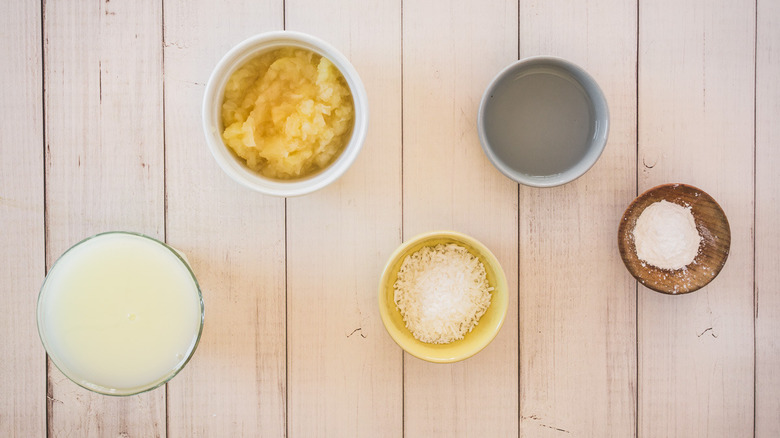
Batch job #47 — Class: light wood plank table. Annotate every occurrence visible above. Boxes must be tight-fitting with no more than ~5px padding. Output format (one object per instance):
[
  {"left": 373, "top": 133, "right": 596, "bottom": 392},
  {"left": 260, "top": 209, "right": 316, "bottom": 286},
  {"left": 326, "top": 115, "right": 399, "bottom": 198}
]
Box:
[{"left": 2, "top": 0, "right": 778, "bottom": 436}]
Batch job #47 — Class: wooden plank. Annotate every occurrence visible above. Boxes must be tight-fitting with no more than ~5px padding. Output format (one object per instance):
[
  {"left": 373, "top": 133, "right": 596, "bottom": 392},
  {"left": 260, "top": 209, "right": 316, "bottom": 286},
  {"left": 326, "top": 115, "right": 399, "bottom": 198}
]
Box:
[
  {"left": 162, "top": 1, "right": 286, "bottom": 437},
  {"left": 755, "top": 0, "right": 780, "bottom": 435},
  {"left": 637, "top": 1, "right": 755, "bottom": 436},
  {"left": 517, "top": 0, "right": 638, "bottom": 436},
  {"left": 0, "top": 0, "right": 45, "bottom": 436},
  {"left": 284, "top": 1, "right": 403, "bottom": 437},
  {"left": 44, "top": 0, "right": 165, "bottom": 435},
  {"left": 402, "top": 1, "right": 518, "bottom": 436}
]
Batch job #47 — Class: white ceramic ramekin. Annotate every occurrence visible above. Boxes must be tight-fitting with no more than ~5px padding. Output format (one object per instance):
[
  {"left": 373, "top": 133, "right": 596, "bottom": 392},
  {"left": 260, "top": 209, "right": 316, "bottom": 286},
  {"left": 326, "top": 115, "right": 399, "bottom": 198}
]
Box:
[{"left": 202, "top": 31, "right": 369, "bottom": 197}]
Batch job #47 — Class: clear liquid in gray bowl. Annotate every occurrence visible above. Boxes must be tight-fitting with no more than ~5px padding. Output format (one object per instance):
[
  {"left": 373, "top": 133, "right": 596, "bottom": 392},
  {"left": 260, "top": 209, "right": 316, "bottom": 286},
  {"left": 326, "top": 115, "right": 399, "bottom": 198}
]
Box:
[{"left": 482, "top": 65, "right": 595, "bottom": 177}]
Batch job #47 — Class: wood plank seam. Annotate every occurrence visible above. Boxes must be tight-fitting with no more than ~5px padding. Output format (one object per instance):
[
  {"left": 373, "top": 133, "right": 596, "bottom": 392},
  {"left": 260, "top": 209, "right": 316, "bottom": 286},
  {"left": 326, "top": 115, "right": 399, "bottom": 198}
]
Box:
[
  {"left": 40, "top": 0, "right": 50, "bottom": 429},
  {"left": 752, "top": 1, "right": 758, "bottom": 436}
]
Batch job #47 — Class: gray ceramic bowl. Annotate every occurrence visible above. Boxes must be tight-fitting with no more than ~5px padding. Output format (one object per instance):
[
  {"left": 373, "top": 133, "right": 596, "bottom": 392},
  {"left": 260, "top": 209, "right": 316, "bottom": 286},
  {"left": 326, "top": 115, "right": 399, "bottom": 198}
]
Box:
[{"left": 477, "top": 56, "right": 609, "bottom": 187}]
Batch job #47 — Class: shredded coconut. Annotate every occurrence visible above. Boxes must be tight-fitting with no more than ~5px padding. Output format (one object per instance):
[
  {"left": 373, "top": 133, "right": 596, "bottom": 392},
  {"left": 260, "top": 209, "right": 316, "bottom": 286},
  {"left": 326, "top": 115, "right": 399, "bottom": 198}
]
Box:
[
  {"left": 632, "top": 200, "right": 701, "bottom": 270},
  {"left": 393, "top": 243, "right": 492, "bottom": 344}
]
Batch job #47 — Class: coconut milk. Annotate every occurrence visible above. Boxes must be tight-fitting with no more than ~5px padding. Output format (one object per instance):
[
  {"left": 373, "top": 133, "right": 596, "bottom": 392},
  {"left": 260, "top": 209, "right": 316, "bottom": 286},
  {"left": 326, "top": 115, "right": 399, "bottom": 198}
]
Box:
[{"left": 38, "top": 233, "right": 202, "bottom": 395}]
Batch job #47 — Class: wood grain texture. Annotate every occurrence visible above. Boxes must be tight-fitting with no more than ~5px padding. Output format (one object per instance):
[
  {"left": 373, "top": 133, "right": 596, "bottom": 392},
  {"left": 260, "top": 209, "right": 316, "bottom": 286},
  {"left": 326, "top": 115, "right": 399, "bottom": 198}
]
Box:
[
  {"left": 638, "top": 0, "right": 755, "bottom": 436},
  {"left": 44, "top": 0, "right": 166, "bottom": 435},
  {"left": 0, "top": 0, "right": 45, "bottom": 436},
  {"left": 0, "top": 1, "right": 777, "bottom": 436},
  {"left": 402, "top": 1, "right": 519, "bottom": 436},
  {"left": 756, "top": 0, "right": 780, "bottom": 435},
  {"left": 284, "top": 1, "right": 403, "bottom": 436},
  {"left": 162, "top": 1, "right": 286, "bottom": 436},
  {"left": 517, "top": 0, "right": 638, "bottom": 436},
  {"left": 618, "top": 184, "right": 731, "bottom": 295}
]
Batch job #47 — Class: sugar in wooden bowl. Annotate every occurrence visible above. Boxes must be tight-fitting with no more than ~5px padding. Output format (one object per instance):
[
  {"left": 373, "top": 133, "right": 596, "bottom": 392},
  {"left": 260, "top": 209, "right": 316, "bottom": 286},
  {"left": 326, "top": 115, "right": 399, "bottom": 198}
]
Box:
[{"left": 618, "top": 183, "right": 731, "bottom": 294}]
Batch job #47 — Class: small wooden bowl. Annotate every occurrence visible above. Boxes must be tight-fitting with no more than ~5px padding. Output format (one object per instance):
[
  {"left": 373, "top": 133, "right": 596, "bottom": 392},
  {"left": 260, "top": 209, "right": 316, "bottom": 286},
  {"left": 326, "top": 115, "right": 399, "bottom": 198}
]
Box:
[{"left": 617, "top": 183, "right": 730, "bottom": 294}]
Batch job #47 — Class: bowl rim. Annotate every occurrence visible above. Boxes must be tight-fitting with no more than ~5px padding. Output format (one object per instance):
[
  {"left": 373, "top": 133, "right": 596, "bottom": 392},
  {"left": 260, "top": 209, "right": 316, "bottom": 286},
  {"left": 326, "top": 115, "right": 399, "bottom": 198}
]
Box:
[
  {"left": 477, "top": 55, "right": 609, "bottom": 188},
  {"left": 378, "top": 230, "right": 509, "bottom": 363},
  {"left": 202, "top": 30, "right": 369, "bottom": 197}
]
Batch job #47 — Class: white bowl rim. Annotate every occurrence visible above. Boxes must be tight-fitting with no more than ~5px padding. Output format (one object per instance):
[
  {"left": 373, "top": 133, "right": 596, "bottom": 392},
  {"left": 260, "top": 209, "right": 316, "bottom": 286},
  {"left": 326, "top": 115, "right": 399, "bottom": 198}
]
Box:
[
  {"left": 477, "top": 55, "right": 609, "bottom": 188},
  {"left": 202, "top": 30, "right": 369, "bottom": 197}
]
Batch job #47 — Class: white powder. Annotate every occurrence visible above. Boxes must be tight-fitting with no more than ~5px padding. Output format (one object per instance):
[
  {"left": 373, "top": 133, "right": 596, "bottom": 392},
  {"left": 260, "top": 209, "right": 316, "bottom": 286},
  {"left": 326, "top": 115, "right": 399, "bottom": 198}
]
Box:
[{"left": 632, "top": 200, "right": 701, "bottom": 270}]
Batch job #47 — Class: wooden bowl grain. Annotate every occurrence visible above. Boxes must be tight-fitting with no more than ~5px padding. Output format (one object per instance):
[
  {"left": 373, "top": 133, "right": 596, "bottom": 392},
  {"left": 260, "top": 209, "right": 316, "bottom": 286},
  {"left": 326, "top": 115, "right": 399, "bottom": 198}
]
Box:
[{"left": 617, "top": 183, "right": 730, "bottom": 294}]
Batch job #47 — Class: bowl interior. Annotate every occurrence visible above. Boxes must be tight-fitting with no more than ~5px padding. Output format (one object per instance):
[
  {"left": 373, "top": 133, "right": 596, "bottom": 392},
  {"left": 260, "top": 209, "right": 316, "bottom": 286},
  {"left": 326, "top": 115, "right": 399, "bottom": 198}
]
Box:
[
  {"left": 203, "top": 31, "right": 368, "bottom": 196},
  {"left": 478, "top": 56, "right": 609, "bottom": 187},
  {"left": 379, "top": 232, "right": 508, "bottom": 363},
  {"left": 617, "top": 183, "right": 731, "bottom": 294}
]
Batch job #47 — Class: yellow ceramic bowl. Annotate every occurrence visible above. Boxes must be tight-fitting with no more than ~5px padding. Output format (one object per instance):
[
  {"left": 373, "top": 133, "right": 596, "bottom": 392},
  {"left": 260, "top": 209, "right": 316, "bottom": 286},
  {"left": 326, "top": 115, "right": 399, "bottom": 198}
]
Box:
[{"left": 378, "top": 231, "right": 508, "bottom": 363}]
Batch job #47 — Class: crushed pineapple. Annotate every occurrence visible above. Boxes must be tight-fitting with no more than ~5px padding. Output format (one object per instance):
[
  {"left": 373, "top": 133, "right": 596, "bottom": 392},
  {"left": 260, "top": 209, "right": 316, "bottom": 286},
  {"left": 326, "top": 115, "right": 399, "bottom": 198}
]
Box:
[{"left": 221, "top": 47, "right": 354, "bottom": 179}]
